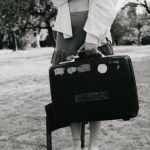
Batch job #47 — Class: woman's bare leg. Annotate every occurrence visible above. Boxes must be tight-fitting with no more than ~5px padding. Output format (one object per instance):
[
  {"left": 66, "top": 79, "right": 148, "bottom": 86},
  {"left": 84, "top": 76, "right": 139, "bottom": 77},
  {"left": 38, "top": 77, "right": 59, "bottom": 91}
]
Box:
[
  {"left": 88, "top": 121, "right": 101, "bottom": 150},
  {"left": 71, "top": 122, "right": 82, "bottom": 150}
]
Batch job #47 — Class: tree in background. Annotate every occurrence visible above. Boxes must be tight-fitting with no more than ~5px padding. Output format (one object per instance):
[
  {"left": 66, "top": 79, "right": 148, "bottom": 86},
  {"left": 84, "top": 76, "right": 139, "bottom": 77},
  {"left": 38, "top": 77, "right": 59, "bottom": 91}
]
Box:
[
  {"left": 29, "top": 0, "right": 57, "bottom": 48},
  {"left": 111, "top": 2, "right": 138, "bottom": 45},
  {"left": 124, "top": 2, "right": 143, "bottom": 45},
  {"left": 0, "top": 0, "right": 34, "bottom": 50},
  {"left": 111, "top": 1, "right": 150, "bottom": 45},
  {"left": 137, "top": 0, "right": 150, "bottom": 14},
  {"left": 111, "top": 10, "right": 131, "bottom": 45},
  {"left": 0, "top": 0, "right": 57, "bottom": 50}
]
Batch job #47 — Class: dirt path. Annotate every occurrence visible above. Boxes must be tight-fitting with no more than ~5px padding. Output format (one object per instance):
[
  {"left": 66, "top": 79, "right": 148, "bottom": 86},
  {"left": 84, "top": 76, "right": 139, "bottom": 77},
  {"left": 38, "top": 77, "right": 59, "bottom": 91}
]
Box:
[{"left": 0, "top": 46, "right": 150, "bottom": 150}]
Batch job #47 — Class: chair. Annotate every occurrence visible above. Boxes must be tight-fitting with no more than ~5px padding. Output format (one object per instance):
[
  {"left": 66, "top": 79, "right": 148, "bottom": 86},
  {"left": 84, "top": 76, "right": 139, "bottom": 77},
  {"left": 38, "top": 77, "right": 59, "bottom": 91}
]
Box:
[{"left": 45, "top": 103, "right": 86, "bottom": 150}]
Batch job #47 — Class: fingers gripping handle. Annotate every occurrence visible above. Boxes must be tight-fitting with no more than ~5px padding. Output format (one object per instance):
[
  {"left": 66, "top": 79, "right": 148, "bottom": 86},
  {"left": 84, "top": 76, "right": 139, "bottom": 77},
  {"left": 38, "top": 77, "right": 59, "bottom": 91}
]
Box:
[{"left": 61, "top": 46, "right": 104, "bottom": 64}]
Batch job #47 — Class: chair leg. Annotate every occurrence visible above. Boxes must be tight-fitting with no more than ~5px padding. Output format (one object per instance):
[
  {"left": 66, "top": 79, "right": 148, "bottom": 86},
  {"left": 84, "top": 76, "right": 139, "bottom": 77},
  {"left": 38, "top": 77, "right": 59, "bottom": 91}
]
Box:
[
  {"left": 81, "top": 123, "right": 85, "bottom": 149},
  {"left": 46, "top": 116, "right": 52, "bottom": 150},
  {"left": 46, "top": 113, "right": 85, "bottom": 150}
]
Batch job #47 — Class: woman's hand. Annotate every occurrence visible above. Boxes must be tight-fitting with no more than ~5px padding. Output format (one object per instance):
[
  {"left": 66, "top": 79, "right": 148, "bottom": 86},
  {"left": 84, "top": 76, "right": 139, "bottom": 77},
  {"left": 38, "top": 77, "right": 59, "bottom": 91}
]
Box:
[
  {"left": 85, "top": 42, "right": 98, "bottom": 55},
  {"left": 78, "top": 42, "right": 98, "bottom": 56}
]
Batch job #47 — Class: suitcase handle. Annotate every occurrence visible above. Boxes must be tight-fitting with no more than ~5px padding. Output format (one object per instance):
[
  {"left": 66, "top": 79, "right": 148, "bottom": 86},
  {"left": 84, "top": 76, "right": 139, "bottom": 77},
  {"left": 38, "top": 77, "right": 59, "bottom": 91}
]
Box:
[
  {"left": 74, "top": 48, "right": 105, "bottom": 61},
  {"left": 77, "top": 43, "right": 105, "bottom": 57},
  {"left": 65, "top": 48, "right": 105, "bottom": 62}
]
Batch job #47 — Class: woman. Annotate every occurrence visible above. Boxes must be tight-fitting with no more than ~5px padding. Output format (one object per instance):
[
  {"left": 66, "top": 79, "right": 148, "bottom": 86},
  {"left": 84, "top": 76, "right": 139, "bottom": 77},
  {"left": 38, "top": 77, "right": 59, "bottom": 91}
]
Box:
[{"left": 51, "top": 0, "right": 118, "bottom": 150}]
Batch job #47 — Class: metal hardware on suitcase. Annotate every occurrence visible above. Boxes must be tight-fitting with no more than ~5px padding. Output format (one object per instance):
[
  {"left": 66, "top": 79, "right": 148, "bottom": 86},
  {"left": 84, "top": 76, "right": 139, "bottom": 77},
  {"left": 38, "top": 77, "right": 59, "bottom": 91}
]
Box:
[{"left": 49, "top": 55, "right": 139, "bottom": 123}]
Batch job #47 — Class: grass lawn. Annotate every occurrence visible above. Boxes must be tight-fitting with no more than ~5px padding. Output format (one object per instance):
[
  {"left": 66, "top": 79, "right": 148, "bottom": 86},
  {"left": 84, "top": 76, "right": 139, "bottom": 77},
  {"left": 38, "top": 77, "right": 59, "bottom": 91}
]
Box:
[{"left": 0, "top": 46, "right": 150, "bottom": 150}]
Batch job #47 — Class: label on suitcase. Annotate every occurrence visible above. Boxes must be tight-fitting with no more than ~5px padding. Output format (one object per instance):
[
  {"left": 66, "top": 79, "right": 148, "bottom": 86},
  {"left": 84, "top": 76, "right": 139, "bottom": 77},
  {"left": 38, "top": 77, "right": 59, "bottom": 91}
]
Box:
[{"left": 49, "top": 55, "right": 139, "bottom": 123}]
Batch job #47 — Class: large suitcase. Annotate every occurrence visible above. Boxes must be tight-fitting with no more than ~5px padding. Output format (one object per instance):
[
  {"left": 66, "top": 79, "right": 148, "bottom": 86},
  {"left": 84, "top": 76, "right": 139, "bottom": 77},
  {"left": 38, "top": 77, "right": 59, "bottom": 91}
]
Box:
[{"left": 49, "top": 55, "right": 139, "bottom": 123}]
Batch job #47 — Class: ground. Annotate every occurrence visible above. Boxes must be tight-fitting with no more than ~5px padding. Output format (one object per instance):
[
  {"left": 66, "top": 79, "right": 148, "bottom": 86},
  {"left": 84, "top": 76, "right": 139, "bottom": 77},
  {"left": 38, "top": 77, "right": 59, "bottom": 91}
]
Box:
[{"left": 0, "top": 46, "right": 150, "bottom": 150}]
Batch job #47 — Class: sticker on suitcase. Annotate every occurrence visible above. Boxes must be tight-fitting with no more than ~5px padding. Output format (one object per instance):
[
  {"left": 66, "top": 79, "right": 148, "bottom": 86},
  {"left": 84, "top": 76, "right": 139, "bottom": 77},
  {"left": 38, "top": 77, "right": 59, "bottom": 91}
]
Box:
[
  {"left": 67, "top": 67, "right": 77, "bottom": 74},
  {"left": 67, "top": 64, "right": 91, "bottom": 74},
  {"left": 77, "top": 64, "right": 91, "bottom": 73},
  {"left": 97, "top": 64, "right": 108, "bottom": 74},
  {"left": 75, "top": 91, "right": 109, "bottom": 103},
  {"left": 54, "top": 68, "right": 65, "bottom": 76}
]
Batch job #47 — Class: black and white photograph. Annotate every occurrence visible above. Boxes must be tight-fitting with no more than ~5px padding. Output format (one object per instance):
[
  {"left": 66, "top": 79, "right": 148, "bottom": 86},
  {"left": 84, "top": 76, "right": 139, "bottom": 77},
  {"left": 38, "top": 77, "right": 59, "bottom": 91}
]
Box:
[{"left": 0, "top": 0, "right": 150, "bottom": 150}]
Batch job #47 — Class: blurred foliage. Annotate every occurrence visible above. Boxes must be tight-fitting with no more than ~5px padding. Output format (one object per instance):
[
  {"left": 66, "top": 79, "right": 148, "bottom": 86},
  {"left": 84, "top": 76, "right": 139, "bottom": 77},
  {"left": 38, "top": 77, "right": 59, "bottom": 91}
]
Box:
[
  {"left": 0, "top": 0, "right": 150, "bottom": 50},
  {"left": 141, "top": 36, "right": 150, "bottom": 45},
  {"left": 111, "top": 1, "right": 150, "bottom": 45},
  {"left": 0, "top": 0, "right": 57, "bottom": 50},
  {"left": 138, "top": 0, "right": 150, "bottom": 14}
]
